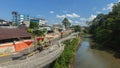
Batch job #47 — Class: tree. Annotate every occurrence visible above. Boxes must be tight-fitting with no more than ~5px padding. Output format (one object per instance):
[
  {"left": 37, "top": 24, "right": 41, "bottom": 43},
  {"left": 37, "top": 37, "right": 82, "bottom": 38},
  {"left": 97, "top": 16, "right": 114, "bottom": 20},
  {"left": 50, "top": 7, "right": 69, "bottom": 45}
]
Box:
[
  {"left": 72, "top": 25, "right": 81, "bottom": 32},
  {"left": 29, "top": 22, "right": 39, "bottom": 29},
  {"left": 62, "top": 18, "right": 71, "bottom": 29},
  {"left": 33, "top": 30, "right": 44, "bottom": 36},
  {"left": 88, "top": 2, "right": 120, "bottom": 51}
]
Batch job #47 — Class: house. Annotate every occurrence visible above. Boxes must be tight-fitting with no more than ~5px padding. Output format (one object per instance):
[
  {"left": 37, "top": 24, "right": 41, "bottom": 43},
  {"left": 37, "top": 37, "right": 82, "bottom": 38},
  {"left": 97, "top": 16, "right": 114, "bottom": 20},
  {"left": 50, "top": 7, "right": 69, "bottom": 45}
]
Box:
[
  {"left": 53, "top": 24, "right": 65, "bottom": 33},
  {"left": 0, "top": 27, "right": 33, "bottom": 55},
  {"left": 39, "top": 24, "right": 52, "bottom": 31},
  {"left": 0, "top": 19, "right": 10, "bottom": 26}
]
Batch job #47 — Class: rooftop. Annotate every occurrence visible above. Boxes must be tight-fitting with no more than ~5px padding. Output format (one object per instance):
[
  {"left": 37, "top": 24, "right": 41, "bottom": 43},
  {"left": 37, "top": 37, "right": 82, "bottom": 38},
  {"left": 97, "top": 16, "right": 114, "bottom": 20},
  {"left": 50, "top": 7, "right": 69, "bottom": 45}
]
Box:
[{"left": 0, "top": 27, "right": 31, "bottom": 41}]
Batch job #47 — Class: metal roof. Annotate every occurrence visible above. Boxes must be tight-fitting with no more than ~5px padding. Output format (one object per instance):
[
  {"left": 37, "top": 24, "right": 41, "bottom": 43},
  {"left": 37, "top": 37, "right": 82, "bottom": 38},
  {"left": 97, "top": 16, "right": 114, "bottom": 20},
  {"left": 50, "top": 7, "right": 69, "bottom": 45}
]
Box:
[{"left": 0, "top": 27, "right": 31, "bottom": 40}]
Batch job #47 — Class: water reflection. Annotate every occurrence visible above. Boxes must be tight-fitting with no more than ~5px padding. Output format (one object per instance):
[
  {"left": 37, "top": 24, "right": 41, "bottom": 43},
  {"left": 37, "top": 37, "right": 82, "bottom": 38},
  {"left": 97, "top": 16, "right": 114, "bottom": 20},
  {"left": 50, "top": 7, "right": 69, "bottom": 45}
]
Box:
[{"left": 73, "top": 38, "right": 120, "bottom": 68}]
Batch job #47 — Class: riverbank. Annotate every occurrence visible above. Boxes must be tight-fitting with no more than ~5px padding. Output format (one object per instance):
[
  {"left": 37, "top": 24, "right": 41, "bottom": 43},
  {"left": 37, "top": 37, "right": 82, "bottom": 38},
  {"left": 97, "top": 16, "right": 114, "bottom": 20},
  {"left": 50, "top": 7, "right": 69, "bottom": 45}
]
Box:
[
  {"left": 73, "top": 38, "right": 120, "bottom": 68},
  {"left": 69, "top": 36, "right": 82, "bottom": 68},
  {"left": 89, "top": 38, "right": 120, "bottom": 58},
  {"left": 52, "top": 35, "right": 82, "bottom": 68}
]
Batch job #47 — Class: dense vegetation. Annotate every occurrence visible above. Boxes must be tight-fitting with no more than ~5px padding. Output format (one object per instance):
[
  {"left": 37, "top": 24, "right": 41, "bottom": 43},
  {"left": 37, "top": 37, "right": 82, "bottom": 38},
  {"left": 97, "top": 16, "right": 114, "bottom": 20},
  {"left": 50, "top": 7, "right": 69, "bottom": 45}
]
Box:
[
  {"left": 28, "top": 22, "right": 47, "bottom": 36},
  {"left": 72, "top": 25, "right": 81, "bottom": 32},
  {"left": 53, "top": 38, "right": 79, "bottom": 68},
  {"left": 29, "top": 22, "right": 39, "bottom": 29},
  {"left": 89, "top": 2, "right": 120, "bottom": 51}
]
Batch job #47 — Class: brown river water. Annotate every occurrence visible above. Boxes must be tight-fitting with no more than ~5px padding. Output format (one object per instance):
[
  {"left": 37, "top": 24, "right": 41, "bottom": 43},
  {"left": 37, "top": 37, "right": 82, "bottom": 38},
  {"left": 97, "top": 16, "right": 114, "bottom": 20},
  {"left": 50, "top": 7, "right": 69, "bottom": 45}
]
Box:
[{"left": 73, "top": 38, "right": 120, "bottom": 68}]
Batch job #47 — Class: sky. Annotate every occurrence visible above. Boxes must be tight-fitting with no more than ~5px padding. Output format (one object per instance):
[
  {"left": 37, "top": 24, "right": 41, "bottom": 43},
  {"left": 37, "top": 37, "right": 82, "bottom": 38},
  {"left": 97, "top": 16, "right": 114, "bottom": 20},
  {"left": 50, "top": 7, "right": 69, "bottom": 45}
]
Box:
[{"left": 0, "top": 0, "right": 119, "bottom": 26}]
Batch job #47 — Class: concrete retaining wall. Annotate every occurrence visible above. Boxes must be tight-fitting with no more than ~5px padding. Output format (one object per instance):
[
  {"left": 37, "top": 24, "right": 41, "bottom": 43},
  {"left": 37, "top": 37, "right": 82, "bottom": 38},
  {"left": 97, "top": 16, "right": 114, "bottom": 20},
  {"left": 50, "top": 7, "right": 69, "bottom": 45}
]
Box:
[{"left": 0, "top": 46, "right": 64, "bottom": 68}]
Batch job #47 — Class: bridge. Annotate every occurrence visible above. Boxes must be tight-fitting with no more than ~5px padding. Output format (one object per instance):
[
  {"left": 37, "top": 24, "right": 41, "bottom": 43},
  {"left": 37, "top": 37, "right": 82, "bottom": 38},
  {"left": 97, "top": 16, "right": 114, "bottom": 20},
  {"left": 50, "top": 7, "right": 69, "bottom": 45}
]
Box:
[{"left": 0, "top": 32, "right": 79, "bottom": 68}]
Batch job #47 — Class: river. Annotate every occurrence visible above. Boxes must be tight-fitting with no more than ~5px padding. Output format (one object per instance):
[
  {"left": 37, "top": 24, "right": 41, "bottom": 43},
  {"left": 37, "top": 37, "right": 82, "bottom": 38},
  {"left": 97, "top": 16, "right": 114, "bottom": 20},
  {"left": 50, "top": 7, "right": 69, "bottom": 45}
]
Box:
[{"left": 73, "top": 38, "right": 120, "bottom": 68}]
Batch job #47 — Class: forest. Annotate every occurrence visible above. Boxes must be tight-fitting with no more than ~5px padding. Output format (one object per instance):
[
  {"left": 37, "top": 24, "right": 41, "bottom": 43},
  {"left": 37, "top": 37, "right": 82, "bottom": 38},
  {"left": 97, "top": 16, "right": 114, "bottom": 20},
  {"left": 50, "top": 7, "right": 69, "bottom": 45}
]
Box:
[{"left": 89, "top": 2, "right": 120, "bottom": 51}]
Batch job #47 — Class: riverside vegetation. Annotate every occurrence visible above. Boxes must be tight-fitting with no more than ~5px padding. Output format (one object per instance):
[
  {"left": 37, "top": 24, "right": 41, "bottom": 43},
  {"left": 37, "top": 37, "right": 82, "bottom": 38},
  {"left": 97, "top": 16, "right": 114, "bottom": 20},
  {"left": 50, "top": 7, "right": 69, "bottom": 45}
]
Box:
[
  {"left": 88, "top": 2, "right": 120, "bottom": 55},
  {"left": 53, "top": 37, "right": 81, "bottom": 68}
]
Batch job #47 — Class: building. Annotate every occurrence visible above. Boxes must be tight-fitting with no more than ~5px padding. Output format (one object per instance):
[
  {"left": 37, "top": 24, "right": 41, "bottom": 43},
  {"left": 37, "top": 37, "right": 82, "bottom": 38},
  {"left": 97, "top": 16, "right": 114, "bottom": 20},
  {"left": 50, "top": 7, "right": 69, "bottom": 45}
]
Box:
[
  {"left": 22, "top": 20, "right": 30, "bottom": 27},
  {"left": 53, "top": 24, "right": 65, "bottom": 33},
  {"left": 18, "top": 14, "right": 30, "bottom": 23},
  {"left": 12, "top": 11, "right": 30, "bottom": 27},
  {"left": 39, "top": 24, "right": 52, "bottom": 31},
  {"left": 30, "top": 18, "right": 46, "bottom": 26},
  {"left": 0, "top": 27, "right": 33, "bottom": 54},
  {"left": 12, "top": 11, "right": 18, "bottom": 24},
  {"left": 0, "top": 19, "right": 10, "bottom": 26}
]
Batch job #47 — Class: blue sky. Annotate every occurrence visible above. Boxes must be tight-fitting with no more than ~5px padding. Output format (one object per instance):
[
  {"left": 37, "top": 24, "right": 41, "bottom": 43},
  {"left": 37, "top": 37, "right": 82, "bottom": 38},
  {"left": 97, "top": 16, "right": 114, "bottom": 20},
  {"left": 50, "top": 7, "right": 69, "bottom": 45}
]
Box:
[{"left": 0, "top": 0, "right": 119, "bottom": 26}]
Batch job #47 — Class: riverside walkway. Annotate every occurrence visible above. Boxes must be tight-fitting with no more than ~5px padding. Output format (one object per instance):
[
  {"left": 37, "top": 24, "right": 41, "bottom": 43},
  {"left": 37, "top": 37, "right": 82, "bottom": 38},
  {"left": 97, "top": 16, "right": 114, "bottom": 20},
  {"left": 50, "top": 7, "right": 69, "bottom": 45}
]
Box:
[{"left": 0, "top": 33, "right": 78, "bottom": 68}]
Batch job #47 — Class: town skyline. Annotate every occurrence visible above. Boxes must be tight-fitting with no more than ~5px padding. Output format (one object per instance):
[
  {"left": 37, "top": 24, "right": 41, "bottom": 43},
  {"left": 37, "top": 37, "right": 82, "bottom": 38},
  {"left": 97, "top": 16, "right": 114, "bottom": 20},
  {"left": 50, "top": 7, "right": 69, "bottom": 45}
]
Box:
[{"left": 0, "top": 0, "right": 119, "bottom": 26}]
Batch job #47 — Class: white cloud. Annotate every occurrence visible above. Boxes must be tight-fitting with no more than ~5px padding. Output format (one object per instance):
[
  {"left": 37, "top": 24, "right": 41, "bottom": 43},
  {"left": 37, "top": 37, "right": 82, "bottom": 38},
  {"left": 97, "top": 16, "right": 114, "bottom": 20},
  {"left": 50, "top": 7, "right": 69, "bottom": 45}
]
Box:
[
  {"left": 73, "top": 21, "right": 80, "bottom": 25},
  {"left": 72, "top": 13, "right": 80, "bottom": 18},
  {"left": 56, "top": 15, "right": 66, "bottom": 18},
  {"left": 89, "top": 14, "right": 96, "bottom": 21},
  {"left": 68, "top": 19, "right": 73, "bottom": 23},
  {"left": 96, "top": 11, "right": 101, "bottom": 14},
  {"left": 72, "top": 15, "right": 96, "bottom": 26},
  {"left": 80, "top": 18, "right": 87, "bottom": 21},
  {"left": 50, "top": 11, "right": 54, "bottom": 14},
  {"left": 56, "top": 13, "right": 80, "bottom": 18},
  {"left": 74, "top": 21, "right": 86, "bottom": 26},
  {"left": 75, "top": 21, "right": 80, "bottom": 24},
  {"left": 102, "top": 3, "right": 114, "bottom": 11},
  {"left": 66, "top": 14, "right": 73, "bottom": 18}
]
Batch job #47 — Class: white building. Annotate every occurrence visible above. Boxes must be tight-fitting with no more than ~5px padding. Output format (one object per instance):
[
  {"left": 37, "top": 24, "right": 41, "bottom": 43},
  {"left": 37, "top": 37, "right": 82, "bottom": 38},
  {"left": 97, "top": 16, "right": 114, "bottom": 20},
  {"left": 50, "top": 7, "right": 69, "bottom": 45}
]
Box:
[
  {"left": 39, "top": 19, "right": 46, "bottom": 25},
  {"left": 30, "top": 18, "right": 46, "bottom": 26}
]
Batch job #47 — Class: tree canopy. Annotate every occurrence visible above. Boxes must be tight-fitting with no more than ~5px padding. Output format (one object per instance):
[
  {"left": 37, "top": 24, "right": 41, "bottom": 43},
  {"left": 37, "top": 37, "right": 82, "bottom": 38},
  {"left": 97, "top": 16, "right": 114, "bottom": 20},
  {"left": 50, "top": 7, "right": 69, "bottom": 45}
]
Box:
[
  {"left": 29, "top": 22, "right": 39, "bottom": 29},
  {"left": 72, "top": 25, "right": 81, "bottom": 32},
  {"left": 62, "top": 18, "right": 71, "bottom": 28},
  {"left": 29, "top": 22, "right": 46, "bottom": 36},
  {"left": 33, "top": 30, "right": 45, "bottom": 36},
  {"left": 88, "top": 2, "right": 120, "bottom": 51}
]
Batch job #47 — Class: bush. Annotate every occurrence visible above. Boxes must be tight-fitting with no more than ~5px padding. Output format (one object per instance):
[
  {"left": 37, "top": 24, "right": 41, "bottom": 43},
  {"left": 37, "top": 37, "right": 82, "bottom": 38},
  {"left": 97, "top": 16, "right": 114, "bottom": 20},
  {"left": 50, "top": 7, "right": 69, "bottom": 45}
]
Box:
[
  {"left": 95, "top": 29, "right": 112, "bottom": 44},
  {"left": 53, "top": 38, "right": 79, "bottom": 68},
  {"left": 28, "top": 28, "right": 33, "bottom": 33}
]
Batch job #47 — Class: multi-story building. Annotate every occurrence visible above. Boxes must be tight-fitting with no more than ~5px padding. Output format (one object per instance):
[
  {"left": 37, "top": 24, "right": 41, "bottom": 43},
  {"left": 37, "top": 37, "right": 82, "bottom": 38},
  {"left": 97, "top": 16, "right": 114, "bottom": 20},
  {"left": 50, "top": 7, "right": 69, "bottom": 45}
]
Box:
[
  {"left": 18, "top": 14, "right": 30, "bottom": 23},
  {"left": 30, "top": 18, "right": 46, "bottom": 26},
  {"left": 12, "top": 11, "right": 30, "bottom": 27}
]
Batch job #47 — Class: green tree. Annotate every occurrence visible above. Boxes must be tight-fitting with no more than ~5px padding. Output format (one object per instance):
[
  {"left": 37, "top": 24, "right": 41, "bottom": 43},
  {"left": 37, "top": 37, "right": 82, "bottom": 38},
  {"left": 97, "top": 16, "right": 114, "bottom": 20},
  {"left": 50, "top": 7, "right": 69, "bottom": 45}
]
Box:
[
  {"left": 88, "top": 2, "right": 120, "bottom": 51},
  {"left": 72, "top": 25, "right": 81, "bottom": 32},
  {"left": 33, "top": 30, "right": 44, "bottom": 36},
  {"left": 29, "top": 22, "right": 39, "bottom": 29},
  {"left": 62, "top": 18, "right": 71, "bottom": 28}
]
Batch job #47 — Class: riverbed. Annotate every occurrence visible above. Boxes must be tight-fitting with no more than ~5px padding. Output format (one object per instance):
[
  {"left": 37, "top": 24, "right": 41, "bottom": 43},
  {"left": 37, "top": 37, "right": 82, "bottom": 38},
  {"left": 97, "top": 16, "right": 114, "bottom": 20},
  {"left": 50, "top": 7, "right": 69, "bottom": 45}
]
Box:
[{"left": 73, "top": 38, "right": 120, "bottom": 68}]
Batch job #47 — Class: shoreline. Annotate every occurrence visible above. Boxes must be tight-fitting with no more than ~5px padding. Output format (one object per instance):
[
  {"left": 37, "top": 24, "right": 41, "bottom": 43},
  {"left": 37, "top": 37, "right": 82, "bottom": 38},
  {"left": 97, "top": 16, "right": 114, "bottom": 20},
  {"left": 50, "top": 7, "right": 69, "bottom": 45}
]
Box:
[
  {"left": 69, "top": 36, "right": 82, "bottom": 68},
  {"left": 90, "top": 38, "right": 120, "bottom": 59},
  {"left": 52, "top": 34, "right": 82, "bottom": 68}
]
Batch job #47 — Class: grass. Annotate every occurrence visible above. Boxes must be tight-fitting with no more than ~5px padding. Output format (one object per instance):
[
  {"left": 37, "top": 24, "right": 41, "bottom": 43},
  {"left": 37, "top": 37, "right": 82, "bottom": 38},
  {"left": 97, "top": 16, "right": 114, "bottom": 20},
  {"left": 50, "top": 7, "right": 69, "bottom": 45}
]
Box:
[{"left": 53, "top": 37, "right": 81, "bottom": 68}]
